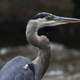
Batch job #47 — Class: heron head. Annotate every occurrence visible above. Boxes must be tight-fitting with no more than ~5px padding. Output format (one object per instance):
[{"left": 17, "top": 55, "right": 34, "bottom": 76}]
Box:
[{"left": 32, "top": 12, "right": 80, "bottom": 29}]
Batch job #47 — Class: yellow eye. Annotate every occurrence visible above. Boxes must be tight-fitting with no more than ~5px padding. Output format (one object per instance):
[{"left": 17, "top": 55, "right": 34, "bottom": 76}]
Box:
[{"left": 46, "top": 16, "right": 50, "bottom": 20}]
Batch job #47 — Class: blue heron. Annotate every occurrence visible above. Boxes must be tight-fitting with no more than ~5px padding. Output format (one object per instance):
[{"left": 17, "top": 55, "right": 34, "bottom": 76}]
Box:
[{"left": 0, "top": 12, "right": 80, "bottom": 80}]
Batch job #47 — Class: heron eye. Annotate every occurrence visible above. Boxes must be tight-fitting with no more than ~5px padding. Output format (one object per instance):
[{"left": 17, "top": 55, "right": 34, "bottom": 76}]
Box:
[{"left": 46, "top": 16, "right": 50, "bottom": 20}]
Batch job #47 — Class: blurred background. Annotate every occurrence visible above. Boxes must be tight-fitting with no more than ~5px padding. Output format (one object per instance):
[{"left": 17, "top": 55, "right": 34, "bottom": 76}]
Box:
[{"left": 0, "top": 0, "right": 80, "bottom": 80}]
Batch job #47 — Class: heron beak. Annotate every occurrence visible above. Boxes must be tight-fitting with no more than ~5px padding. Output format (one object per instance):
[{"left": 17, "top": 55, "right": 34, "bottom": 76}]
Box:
[{"left": 51, "top": 15, "right": 80, "bottom": 23}]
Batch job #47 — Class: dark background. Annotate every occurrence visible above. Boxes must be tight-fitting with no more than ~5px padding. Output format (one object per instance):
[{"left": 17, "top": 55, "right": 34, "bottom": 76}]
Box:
[{"left": 0, "top": 0, "right": 80, "bottom": 48}]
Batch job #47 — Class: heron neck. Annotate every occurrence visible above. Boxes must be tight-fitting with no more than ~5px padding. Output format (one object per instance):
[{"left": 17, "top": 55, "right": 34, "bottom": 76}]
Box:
[
  {"left": 26, "top": 20, "right": 50, "bottom": 80},
  {"left": 33, "top": 47, "right": 50, "bottom": 80},
  {"left": 26, "top": 20, "right": 49, "bottom": 49}
]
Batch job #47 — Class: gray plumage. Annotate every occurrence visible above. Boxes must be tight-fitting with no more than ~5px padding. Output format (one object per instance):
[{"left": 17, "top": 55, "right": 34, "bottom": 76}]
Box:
[{"left": 0, "top": 56, "right": 35, "bottom": 80}]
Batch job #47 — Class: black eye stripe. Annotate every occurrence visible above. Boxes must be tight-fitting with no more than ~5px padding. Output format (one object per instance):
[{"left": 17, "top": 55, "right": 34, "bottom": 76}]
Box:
[{"left": 32, "top": 13, "right": 52, "bottom": 19}]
